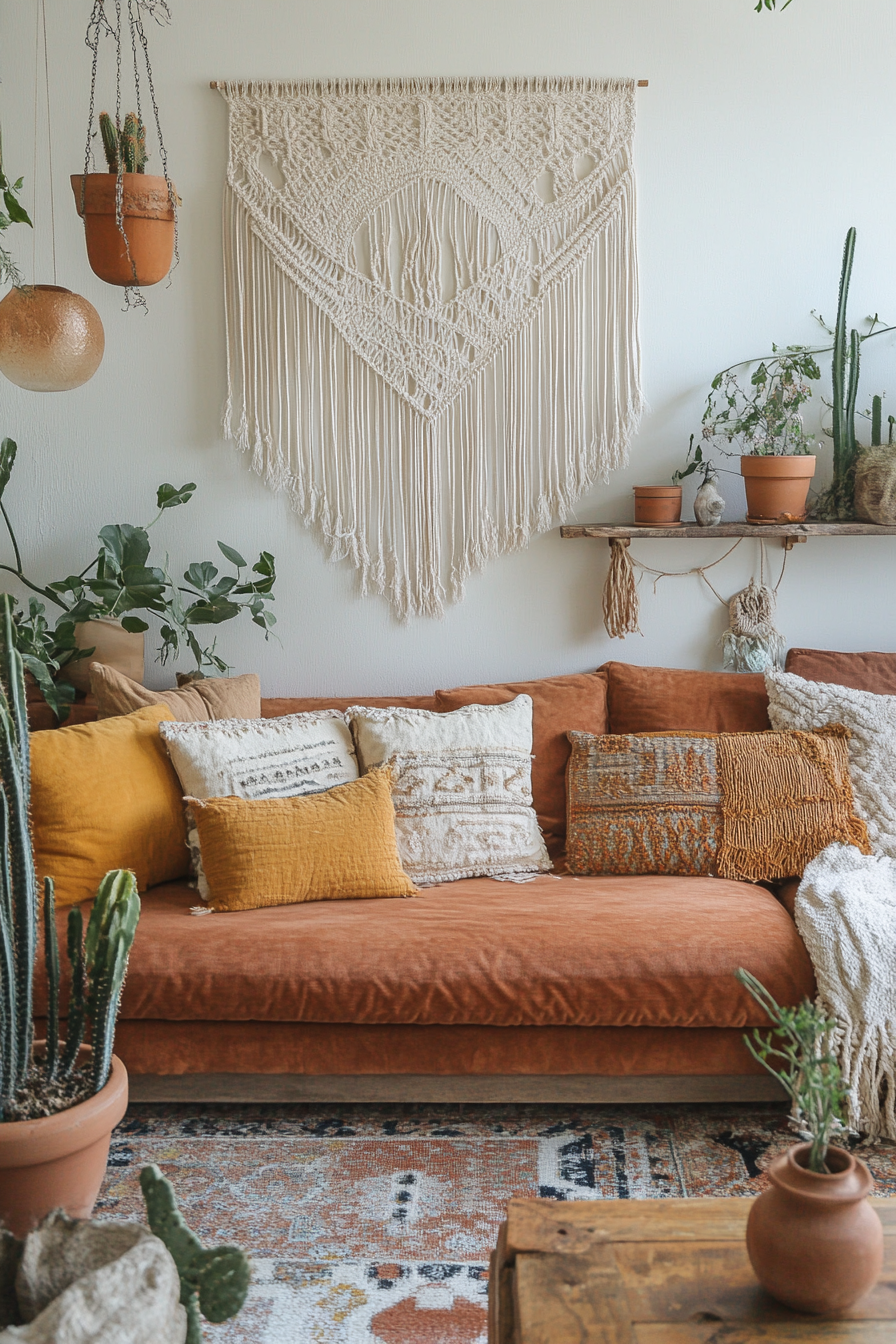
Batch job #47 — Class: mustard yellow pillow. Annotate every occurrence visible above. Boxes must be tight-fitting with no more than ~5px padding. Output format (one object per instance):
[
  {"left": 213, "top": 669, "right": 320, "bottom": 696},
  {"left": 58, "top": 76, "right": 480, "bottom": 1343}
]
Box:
[
  {"left": 189, "top": 769, "right": 417, "bottom": 911},
  {"left": 31, "top": 705, "right": 189, "bottom": 907}
]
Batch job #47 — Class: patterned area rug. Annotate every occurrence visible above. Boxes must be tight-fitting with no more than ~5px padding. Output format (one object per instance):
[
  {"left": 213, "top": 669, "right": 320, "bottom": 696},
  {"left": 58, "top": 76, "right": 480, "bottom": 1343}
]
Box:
[{"left": 98, "top": 1103, "right": 896, "bottom": 1342}]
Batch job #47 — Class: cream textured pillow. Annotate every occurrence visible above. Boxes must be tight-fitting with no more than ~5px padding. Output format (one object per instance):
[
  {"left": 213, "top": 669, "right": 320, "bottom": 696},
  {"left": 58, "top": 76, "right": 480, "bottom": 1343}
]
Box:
[
  {"left": 90, "top": 663, "right": 261, "bottom": 722},
  {"left": 347, "top": 695, "right": 551, "bottom": 886},
  {"left": 765, "top": 668, "right": 896, "bottom": 860},
  {"left": 160, "top": 711, "right": 359, "bottom": 897}
]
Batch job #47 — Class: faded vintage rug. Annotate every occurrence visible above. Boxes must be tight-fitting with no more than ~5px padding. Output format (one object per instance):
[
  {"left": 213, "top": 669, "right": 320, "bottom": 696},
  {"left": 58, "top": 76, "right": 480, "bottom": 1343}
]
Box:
[{"left": 97, "top": 1102, "right": 896, "bottom": 1343}]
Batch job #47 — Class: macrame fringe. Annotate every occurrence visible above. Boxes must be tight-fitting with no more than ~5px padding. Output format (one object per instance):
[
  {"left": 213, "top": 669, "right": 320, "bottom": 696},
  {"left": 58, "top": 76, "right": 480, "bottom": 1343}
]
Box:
[
  {"left": 222, "top": 152, "right": 642, "bottom": 620},
  {"left": 602, "top": 539, "right": 642, "bottom": 638}
]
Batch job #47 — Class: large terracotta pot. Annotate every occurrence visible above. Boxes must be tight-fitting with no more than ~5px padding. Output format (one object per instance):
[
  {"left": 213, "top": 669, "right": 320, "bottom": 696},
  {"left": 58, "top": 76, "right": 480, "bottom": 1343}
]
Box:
[
  {"left": 741, "top": 454, "right": 816, "bottom": 523},
  {"left": 0, "top": 285, "right": 104, "bottom": 391},
  {"left": 71, "top": 173, "right": 177, "bottom": 286},
  {"left": 746, "top": 1142, "right": 883, "bottom": 1313},
  {"left": 633, "top": 485, "right": 682, "bottom": 526},
  {"left": 0, "top": 1048, "right": 128, "bottom": 1238},
  {"left": 62, "top": 617, "right": 145, "bottom": 694}
]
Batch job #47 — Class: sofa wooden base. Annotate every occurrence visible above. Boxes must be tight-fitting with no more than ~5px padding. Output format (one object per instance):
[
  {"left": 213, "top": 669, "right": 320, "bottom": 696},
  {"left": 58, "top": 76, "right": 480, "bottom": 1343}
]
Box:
[{"left": 128, "top": 1072, "right": 786, "bottom": 1104}]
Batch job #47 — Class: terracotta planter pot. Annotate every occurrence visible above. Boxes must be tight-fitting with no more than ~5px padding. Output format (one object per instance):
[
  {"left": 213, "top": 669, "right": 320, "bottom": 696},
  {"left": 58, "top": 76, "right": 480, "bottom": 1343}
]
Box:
[
  {"left": 740, "top": 454, "right": 816, "bottom": 524},
  {"left": 62, "top": 617, "right": 145, "bottom": 694},
  {"left": 746, "top": 1142, "right": 883, "bottom": 1313},
  {"left": 71, "top": 173, "right": 177, "bottom": 287},
  {"left": 0, "top": 1048, "right": 128, "bottom": 1238},
  {"left": 0, "top": 285, "right": 104, "bottom": 392},
  {"left": 633, "top": 486, "right": 682, "bottom": 526}
]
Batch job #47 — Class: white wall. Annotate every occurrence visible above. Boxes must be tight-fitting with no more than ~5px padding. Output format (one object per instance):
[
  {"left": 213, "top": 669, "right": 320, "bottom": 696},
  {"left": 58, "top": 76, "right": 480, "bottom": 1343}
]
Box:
[{"left": 1, "top": 0, "right": 894, "bottom": 695}]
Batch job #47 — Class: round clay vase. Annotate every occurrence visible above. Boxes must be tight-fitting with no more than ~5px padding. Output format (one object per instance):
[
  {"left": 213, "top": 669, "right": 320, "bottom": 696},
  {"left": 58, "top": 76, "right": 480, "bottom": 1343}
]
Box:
[
  {"left": 0, "top": 1048, "right": 128, "bottom": 1239},
  {"left": 62, "top": 617, "right": 146, "bottom": 694},
  {"left": 0, "top": 285, "right": 104, "bottom": 391},
  {"left": 633, "top": 485, "right": 682, "bottom": 526},
  {"left": 741, "top": 454, "right": 816, "bottom": 524},
  {"left": 746, "top": 1142, "right": 883, "bottom": 1314},
  {"left": 71, "top": 173, "right": 177, "bottom": 286}
]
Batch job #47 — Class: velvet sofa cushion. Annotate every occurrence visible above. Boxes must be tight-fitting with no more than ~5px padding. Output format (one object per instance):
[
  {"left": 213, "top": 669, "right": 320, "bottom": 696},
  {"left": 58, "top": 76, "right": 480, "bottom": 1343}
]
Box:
[
  {"left": 603, "top": 662, "right": 770, "bottom": 734},
  {"left": 433, "top": 670, "right": 608, "bottom": 857},
  {"left": 60, "top": 874, "right": 814, "bottom": 1030},
  {"left": 785, "top": 648, "right": 896, "bottom": 694},
  {"left": 262, "top": 695, "right": 439, "bottom": 717}
]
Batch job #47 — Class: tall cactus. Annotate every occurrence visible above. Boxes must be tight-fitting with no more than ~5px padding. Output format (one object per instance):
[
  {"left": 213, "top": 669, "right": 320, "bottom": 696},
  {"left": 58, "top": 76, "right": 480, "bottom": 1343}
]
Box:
[
  {"left": 98, "top": 111, "right": 147, "bottom": 175},
  {"left": 0, "top": 592, "right": 140, "bottom": 1121},
  {"left": 140, "top": 1166, "right": 251, "bottom": 1344},
  {"left": 829, "top": 228, "right": 862, "bottom": 518}
]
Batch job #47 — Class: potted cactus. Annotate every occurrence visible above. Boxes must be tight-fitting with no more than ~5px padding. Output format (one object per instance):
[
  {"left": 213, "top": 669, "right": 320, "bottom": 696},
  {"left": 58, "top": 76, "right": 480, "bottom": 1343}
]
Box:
[
  {"left": 71, "top": 111, "right": 178, "bottom": 287},
  {"left": 0, "top": 594, "right": 139, "bottom": 1237}
]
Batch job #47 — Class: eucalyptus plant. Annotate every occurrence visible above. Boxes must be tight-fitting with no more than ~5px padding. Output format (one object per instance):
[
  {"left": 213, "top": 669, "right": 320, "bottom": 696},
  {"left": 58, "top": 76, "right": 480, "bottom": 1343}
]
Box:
[
  {"left": 0, "top": 437, "right": 277, "bottom": 715},
  {"left": 701, "top": 345, "right": 822, "bottom": 459},
  {"left": 736, "top": 968, "right": 851, "bottom": 1173}
]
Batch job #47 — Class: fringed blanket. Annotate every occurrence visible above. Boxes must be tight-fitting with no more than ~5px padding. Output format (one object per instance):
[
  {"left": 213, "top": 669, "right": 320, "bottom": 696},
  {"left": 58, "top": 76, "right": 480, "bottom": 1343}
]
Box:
[
  {"left": 216, "top": 77, "right": 643, "bottom": 619},
  {"left": 796, "top": 842, "right": 896, "bottom": 1139}
]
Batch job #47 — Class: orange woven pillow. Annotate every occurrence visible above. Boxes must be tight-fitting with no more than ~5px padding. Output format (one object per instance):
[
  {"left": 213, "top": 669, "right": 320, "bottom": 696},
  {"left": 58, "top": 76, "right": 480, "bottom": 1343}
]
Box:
[{"left": 189, "top": 768, "right": 417, "bottom": 911}]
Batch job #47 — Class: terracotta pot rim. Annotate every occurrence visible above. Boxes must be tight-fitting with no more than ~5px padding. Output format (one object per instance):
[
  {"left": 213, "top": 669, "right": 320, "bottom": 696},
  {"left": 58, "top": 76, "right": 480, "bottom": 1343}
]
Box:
[
  {"left": 740, "top": 454, "right": 816, "bottom": 475},
  {"left": 633, "top": 485, "right": 683, "bottom": 495},
  {"left": 71, "top": 172, "right": 178, "bottom": 222},
  {"left": 0, "top": 1048, "right": 128, "bottom": 1168},
  {"left": 769, "top": 1141, "right": 872, "bottom": 1203}
]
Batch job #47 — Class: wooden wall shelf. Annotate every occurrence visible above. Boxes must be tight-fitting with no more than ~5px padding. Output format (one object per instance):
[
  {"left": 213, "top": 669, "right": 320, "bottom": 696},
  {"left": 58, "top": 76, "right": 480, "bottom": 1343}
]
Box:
[{"left": 561, "top": 521, "right": 896, "bottom": 550}]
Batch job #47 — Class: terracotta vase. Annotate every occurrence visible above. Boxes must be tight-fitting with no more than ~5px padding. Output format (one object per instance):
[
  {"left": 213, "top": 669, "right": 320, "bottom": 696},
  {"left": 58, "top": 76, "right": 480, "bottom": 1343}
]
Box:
[
  {"left": 746, "top": 1142, "right": 883, "bottom": 1314},
  {"left": 62, "top": 617, "right": 145, "bottom": 694},
  {"left": 633, "top": 485, "right": 682, "bottom": 526},
  {"left": 0, "top": 1048, "right": 128, "bottom": 1238},
  {"left": 71, "top": 173, "right": 177, "bottom": 287},
  {"left": 0, "top": 285, "right": 104, "bottom": 391},
  {"left": 741, "top": 455, "right": 816, "bottom": 524}
]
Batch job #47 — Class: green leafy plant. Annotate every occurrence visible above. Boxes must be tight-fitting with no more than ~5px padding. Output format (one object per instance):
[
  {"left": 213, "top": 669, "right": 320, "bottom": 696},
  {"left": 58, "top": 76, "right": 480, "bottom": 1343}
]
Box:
[
  {"left": 736, "top": 968, "right": 850, "bottom": 1174},
  {"left": 0, "top": 438, "right": 277, "bottom": 710},
  {"left": 756, "top": 0, "right": 794, "bottom": 10},
  {"left": 99, "top": 110, "right": 148, "bottom": 174},
  {"left": 0, "top": 593, "right": 140, "bottom": 1123},
  {"left": 0, "top": 124, "right": 33, "bottom": 289},
  {"left": 702, "top": 346, "right": 822, "bottom": 459},
  {"left": 672, "top": 434, "right": 715, "bottom": 486},
  {"left": 140, "top": 1165, "right": 250, "bottom": 1344}
]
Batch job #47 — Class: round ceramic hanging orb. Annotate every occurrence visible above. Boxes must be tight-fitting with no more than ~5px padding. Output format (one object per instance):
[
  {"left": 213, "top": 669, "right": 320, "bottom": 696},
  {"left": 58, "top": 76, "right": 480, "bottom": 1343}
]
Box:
[{"left": 0, "top": 285, "right": 104, "bottom": 391}]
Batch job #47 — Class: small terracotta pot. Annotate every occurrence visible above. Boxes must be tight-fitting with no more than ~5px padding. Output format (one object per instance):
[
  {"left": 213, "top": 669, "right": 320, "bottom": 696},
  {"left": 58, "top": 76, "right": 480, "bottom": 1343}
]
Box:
[
  {"left": 741, "top": 454, "right": 816, "bottom": 524},
  {"left": 71, "top": 173, "right": 177, "bottom": 287},
  {"left": 0, "top": 1047, "right": 128, "bottom": 1238},
  {"left": 633, "top": 485, "right": 682, "bottom": 526},
  {"left": 746, "top": 1142, "right": 883, "bottom": 1314},
  {"left": 62, "top": 618, "right": 145, "bottom": 694}
]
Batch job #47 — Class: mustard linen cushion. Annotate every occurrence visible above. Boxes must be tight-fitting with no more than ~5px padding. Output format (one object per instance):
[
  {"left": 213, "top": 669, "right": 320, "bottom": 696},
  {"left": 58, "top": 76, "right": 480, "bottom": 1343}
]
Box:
[
  {"left": 31, "top": 705, "right": 189, "bottom": 908},
  {"left": 90, "top": 663, "right": 261, "bottom": 722},
  {"left": 189, "top": 769, "right": 417, "bottom": 912}
]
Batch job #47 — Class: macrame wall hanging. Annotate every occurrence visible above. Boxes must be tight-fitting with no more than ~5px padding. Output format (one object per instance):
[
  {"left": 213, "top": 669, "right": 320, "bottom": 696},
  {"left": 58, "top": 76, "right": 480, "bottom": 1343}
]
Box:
[
  {"left": 602, "top": 537, "right": 788, "bottom": 672},
  {"left": 214, "top": 77, "right": 643, "bottom": 619}
]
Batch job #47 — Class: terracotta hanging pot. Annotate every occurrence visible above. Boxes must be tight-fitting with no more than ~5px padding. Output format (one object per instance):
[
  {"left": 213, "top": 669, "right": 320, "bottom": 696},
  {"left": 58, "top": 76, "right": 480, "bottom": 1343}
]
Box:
[
  {"left": 71, "top": 173, "right": 177, "bottom": 286},
  {"left": 0, "top": 1046, "right": 128, "bottom": 1239},
  {"left": 61, "top": 616, "right": 146, "bottom": 694},
  {"left": 633, "top": 485, "right": 682, "bottom": 526},
  {"left": 741, "top": 454, "right": 816, "bottom": 524},
  {"left": 0, "top": 285, "right": 104, "bottom": 391},
  {"left": 747, "top": 1142, "right": 883, "bottom": 1313}
]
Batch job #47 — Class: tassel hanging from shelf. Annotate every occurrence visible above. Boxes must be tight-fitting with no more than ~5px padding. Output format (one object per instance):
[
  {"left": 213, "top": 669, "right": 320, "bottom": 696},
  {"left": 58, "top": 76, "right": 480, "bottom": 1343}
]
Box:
[{"left": 602, "top": 538, "right": 642, "bottom": 639}]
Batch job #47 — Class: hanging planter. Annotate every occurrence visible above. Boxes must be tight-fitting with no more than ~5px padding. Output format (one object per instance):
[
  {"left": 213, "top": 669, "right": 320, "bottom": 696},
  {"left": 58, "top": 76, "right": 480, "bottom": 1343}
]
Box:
[
  {"left": 0, "top": 284, "right": 104, "bottom": 391},
  {"left": 71, "top": 171, "right": 176, "bottom": 286}
]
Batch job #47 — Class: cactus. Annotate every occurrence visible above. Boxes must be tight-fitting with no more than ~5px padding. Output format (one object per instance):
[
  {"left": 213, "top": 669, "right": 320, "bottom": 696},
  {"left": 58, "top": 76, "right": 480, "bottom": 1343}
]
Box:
[
  {"left": 98, "top": 111, "right": 147, "bottom": 175},
  {"left": 872, "top": 395, "right": 883, "bottom": 448},
  {"left": 140, "top": 1166, "right": 251, "bottom": 1344},
  {"left": 0, "top": 592, "right": 140, "bottom": 1121},
  {"left": 827, "top": 228, "right": 866, "bottom": 518}
]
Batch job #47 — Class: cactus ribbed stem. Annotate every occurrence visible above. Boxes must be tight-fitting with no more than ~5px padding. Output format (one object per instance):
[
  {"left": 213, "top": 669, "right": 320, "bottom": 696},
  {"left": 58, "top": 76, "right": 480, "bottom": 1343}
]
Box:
[
  {"left": 59, "top": 907, "right": 85, "bottom": 1078},
  {"left": 872, "top": 396, "right": 883, "bottom": 448},
  {"left": 99, "top": 111, "right": 120, "bottom": 173},
  {"left": 43, "top": 878, "right": 60, "bottom": 1082}
]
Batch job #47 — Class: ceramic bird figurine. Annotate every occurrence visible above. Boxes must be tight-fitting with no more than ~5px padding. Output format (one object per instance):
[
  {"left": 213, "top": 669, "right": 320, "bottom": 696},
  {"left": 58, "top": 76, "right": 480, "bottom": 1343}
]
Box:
[{"left": 694, "top": 471, "right": 726, "bottom": 527}]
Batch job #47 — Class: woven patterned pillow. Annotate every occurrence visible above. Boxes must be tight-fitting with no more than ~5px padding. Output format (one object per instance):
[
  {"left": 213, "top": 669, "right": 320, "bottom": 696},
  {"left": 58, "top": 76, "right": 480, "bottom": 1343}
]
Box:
[{"left": 566, "top": 728, "right": 869, "bottom": 881}]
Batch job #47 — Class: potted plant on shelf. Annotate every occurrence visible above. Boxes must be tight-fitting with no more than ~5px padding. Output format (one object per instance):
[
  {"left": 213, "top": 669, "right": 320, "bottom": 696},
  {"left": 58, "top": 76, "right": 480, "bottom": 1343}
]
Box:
[
  {"left": 735, "top": 968, "right": 883, "bottom": 1313},
  {"left": 0, "top": 595, "right": 140, "bottom": 1237},
  {"left": 71, "top": 111, "right": 178, "bottom": 288},
  {"left": 632, "top": 484, "right": 682, "bottom": 527},
  {"left": 0, "top": 438, "right": 277, "bottom": 714},
  {"left": 672, "top": 436, "right": 725, "bottom": 526}
]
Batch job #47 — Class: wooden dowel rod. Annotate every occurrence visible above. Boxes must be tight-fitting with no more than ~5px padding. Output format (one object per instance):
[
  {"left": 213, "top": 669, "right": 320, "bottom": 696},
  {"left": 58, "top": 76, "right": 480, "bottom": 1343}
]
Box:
[
  {"left": 637, "top": 79, "right": 649, "bottom": 86},
  {"left": 210, "top": 78, "right": 650, "bottom": 90}
]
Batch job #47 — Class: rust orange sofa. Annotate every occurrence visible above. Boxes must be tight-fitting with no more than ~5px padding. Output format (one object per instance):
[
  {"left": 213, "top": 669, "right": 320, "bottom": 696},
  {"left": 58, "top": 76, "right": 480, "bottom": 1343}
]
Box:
[{"left": 37, "top": 656, "right": 863, "bottom": 1104}]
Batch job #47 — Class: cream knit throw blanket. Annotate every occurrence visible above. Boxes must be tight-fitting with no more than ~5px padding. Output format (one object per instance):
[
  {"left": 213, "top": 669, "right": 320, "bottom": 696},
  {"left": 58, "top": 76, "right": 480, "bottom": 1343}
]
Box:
[
  {"left": 795, "top": 842, "right": 896, "bottom": 1139},
  {"left": 216, "top": 77, "right": 643, "bottom": 619}
]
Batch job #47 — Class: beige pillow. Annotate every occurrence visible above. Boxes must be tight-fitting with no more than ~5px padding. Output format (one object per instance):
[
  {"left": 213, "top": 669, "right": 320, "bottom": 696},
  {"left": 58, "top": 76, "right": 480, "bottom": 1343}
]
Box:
[{"left": 90, "top": 663, "right": 261, "bottom": 722}]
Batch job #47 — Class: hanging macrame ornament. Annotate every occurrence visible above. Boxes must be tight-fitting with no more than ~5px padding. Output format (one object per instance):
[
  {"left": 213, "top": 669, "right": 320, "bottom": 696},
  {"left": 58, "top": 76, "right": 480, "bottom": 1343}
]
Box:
[
  {"left": 602, "top": 538, "right": 642, "bottom": 639},
  {"left": 721, "top": 577, "right": 785, "bottom": 673}
]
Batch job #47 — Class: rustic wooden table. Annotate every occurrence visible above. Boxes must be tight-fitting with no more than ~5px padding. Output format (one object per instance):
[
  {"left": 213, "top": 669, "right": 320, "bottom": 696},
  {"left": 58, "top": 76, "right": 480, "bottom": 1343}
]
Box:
[{"left": 489, "top": 1196, "right": 896, "bottom": 1342}]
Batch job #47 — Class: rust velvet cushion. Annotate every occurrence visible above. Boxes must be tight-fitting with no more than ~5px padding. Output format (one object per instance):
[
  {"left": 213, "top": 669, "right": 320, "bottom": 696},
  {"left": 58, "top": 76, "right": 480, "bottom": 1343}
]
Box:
[
  {"left": 30, "top": 705, "right": 188, "bottom": 908},
  {"left": 434, "top": 670, "right": 608, "bottom": 856},
  {"left": 190, "top": 769, "right": 416, "bottom": 911},
  {"left": 90, "top": 664, "right": 262, "bottom": 721},
  {"left": 603, "top": 662, "right": 770, "bottom": 735},
  {"left": 785, "top": 648, "right": 896, "bottom": 695}
]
